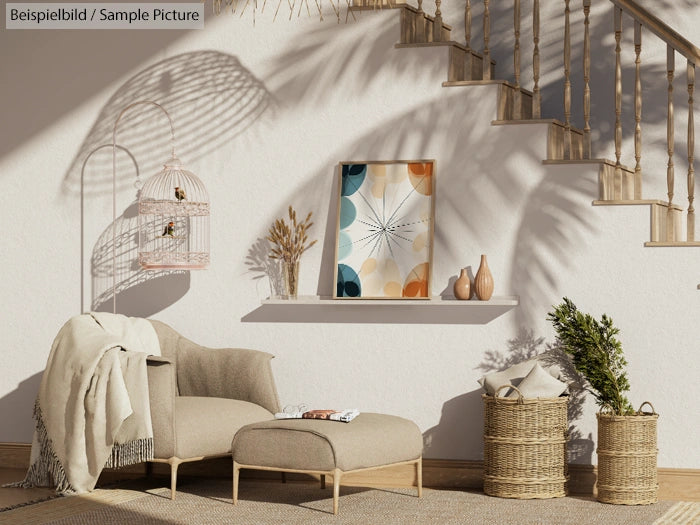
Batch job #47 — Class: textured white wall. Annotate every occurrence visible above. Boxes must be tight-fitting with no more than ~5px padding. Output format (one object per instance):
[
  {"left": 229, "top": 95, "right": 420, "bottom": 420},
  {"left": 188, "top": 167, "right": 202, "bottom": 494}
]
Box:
[{"left": 1, "top": 2, "right": 698, "bottom": 468}]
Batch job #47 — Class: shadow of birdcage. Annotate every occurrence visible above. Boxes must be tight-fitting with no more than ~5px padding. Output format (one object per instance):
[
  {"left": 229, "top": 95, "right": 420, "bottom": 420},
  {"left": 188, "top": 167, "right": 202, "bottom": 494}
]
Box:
[
  {"left": 64, "top": 50, "right": 272, "bottom": 197},
  {"left": 91, "top": 200, "right": 190, "bottom": 317}
]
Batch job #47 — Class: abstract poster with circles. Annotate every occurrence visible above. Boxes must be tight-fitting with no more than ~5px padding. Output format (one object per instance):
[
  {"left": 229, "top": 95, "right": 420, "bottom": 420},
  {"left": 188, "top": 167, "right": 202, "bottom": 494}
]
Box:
[{"left": 333, "top": 160, "right": 435, "bottom": 299}]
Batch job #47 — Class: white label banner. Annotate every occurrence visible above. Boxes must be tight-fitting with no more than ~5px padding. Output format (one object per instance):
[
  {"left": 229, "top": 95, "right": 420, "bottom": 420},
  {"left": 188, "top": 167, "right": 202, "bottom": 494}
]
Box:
[{"left": 6, "top": 3, "right": 204, "bottom": 29}]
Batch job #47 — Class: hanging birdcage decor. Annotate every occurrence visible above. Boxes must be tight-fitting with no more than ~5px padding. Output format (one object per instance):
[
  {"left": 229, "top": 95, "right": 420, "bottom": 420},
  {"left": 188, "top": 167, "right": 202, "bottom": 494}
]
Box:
[{"left": 138, "top": 155, "right": 210, "bottom": 269}]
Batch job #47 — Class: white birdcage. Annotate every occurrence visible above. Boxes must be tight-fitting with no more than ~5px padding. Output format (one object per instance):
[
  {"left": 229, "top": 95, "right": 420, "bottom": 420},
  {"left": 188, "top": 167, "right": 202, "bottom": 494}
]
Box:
[{"left": 138, "top": 155, "right": 210, "bottom": 269}]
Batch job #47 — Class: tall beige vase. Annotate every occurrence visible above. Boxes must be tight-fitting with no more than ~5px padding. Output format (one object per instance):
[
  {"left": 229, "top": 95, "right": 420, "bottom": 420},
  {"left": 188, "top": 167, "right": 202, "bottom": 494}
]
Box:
[
  {"left": 474, "top": 254, "right": 494, "bottom": 300},
  {"left": 453, "top": 268, "right": 472, "bottom": 300}
]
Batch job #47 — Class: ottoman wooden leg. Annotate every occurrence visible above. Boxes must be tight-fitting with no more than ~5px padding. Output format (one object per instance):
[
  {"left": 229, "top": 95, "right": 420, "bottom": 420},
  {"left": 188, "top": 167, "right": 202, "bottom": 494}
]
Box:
[
  {"left": 332, "top": 468, "right": 342, "bottom": 515},
  {"left": 232, "top": 461, "right": 240, "bottom": 505}
]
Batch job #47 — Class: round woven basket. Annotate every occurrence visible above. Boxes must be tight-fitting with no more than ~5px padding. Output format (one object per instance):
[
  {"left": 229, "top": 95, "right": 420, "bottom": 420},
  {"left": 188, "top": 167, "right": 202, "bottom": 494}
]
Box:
[
  {"left": 596, "top": 401, "right": 659, "bottom": 505},
  {"left": 483, "top": 385, "right": 568, "bottom": 499}
]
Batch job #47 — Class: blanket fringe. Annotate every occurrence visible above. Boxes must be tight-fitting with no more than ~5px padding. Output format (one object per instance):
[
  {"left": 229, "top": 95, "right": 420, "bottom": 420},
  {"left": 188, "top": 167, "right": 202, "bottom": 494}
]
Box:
[
  {"left": 105, "top": 438, "right": 154, "bottom": 469},
  {"left": 3, "top": 400, "right": 75, "bottom": 494}
]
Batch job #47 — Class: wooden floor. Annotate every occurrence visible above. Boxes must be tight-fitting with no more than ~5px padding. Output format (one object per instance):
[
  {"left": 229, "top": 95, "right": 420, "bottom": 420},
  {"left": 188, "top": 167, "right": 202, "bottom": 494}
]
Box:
[
  {"left": 0, "top": 468, "right": 55, "bottom": 509},
  {"left": 0, "top": 467, "right": 150, "bottom": 510}
]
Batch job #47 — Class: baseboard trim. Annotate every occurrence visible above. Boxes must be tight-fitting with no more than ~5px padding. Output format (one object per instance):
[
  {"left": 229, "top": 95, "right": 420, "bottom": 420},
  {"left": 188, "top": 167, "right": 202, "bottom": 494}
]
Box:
[{"left": 2, "top": 442, "right": 698, "bottom": 501}]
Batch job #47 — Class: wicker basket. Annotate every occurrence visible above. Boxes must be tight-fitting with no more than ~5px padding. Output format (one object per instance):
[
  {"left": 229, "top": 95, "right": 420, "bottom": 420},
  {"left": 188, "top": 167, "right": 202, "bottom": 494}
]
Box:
[
  {"left": 483, "top": 385, "right": 568, "bottom": 499},
  {"left": 596, "top": 401, "right": 658, "bottom": 505}
]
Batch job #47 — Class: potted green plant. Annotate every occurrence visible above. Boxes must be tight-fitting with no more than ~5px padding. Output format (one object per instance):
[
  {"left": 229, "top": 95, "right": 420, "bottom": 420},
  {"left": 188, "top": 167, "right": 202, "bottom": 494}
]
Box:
[{"left": 547, "top": 298, "right": 658, "bottom": 505}]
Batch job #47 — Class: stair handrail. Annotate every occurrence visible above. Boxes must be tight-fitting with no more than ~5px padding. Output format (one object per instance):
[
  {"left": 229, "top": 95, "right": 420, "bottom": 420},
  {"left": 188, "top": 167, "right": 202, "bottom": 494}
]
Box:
[{"left": 609, "top": 0, "right": 700, "bottom": 65}]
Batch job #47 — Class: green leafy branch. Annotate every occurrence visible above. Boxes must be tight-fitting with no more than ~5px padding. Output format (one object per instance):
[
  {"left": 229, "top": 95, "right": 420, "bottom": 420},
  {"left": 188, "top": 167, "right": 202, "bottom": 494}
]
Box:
[{"left": 547, "top": 297, "right": 634, "bottom": 416}]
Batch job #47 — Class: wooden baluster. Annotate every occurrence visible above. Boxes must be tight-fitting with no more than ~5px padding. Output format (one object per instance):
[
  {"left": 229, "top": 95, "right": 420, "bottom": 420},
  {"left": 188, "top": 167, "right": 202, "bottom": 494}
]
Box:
[
  {"left": 532, "top": 0, "right": 541, "bottom": 117},
  {"left": 614, "top": 7, "right": 623, "bottom": 196},
  {"left": 483, "top": 0, "right": 491, "bottom": 80},
  {"left": 465, "top": 0, "right": 471, "bottom": 50},
  {"left": 564, "top": 0, "right": 572, "bottom": 159},
  {"left": 514, "top": 0, "right": 522, "bottom": 119},
  {"left": 434, "top": 0, "right": 443, "bottom": 42},
  {"left": 667, "top": 45, "right": 675, "bottom": 205},
  {"left": 688, "top": 61, "right": 696, "bottom": 241},
  {"left": 634, "top": 22, "right": 642, "bottom": 199},
  {"left": 416, "top": 0, "right": 425, "bottom": 43},
  {"left": 667, "top": 45, "right": 675, "bottom": 240},
  {"left": 582, "top": 0, "right": 591, "bottom": 158}
]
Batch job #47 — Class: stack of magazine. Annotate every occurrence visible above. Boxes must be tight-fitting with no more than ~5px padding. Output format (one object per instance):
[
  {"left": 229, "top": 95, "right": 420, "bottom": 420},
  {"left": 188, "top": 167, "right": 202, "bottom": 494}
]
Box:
[{"left": 274, "top": 409, "right": 360, "bottom": 423}]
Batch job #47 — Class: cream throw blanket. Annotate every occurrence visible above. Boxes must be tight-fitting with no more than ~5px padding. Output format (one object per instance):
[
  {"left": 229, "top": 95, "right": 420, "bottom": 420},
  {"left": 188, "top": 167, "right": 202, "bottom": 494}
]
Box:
[{"left": 16, "top": 312, "right": 161, "bottom": 494}]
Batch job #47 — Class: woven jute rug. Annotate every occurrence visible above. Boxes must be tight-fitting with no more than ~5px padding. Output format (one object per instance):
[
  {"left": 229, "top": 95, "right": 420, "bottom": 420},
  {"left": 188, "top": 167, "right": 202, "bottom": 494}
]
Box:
[{"left": 0, "top": 477, "right": 691, "bottom": 525}]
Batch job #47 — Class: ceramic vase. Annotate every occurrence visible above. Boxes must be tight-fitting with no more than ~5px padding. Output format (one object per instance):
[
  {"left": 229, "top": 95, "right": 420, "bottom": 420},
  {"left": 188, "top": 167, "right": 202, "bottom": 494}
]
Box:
[
  {"left": 474, "top": 254, "right": 494, "bottom": 301},
  {"left": 453, "top": 268, "right": 472, "bottom": 300}
]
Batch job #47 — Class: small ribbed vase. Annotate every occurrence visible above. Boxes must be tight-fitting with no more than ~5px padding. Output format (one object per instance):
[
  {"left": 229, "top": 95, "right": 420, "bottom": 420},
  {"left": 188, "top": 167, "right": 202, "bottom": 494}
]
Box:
[
  {"left": 474, "top": 254, "right": 494, "bottom": 301},
  {"left": 453, "top": 268, "right": 472, "bottom": 300}
]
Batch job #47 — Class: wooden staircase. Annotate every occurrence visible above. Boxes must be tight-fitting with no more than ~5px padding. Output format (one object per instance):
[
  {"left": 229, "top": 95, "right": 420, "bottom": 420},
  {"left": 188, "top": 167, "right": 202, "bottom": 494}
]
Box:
[{"left": 353, "top": 0, "right": 700, "bottom": 249}]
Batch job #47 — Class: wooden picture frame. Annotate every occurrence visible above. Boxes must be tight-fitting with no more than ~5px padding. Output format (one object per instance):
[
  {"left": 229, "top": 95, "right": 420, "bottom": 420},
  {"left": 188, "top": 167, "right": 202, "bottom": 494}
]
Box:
[{"left": 333, "top": 160, "right": 435, "bottom": 299}]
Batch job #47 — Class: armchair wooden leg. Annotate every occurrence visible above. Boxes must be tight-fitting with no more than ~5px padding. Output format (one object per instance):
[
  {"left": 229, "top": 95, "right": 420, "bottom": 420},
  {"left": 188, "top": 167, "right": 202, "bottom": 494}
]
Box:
[
  {"left": 233, "top": 461, "right": 240, "bottom": 505},
  {"left": 320, "top": 474, "right": 326, "bottom": 489},
  {"left": 416, "top": 457, "right": 423, "bottom": 498},
  {"left": 332, "top": 468, "right": 341, "bottom": 515},
  {"left": 169, "top": 458, "right": 182, "bottom": 500}
]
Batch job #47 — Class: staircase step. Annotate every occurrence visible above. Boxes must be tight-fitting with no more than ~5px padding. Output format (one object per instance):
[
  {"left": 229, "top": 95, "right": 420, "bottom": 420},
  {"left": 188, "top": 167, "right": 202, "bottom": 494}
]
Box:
[
  {"left": 397, "top": 5, "right": 452, "bottom": 44},
  {"left": 644, "top": 241, "right": 700, "bottom": 247},
  {"left": 545, "top": 158, "right": 639, "bottom": 200},
  {"left": 352, "top": 0, "right": 407, "bottom": 6},
  {"left": 594, "top": 199, "right": 684, "bottom": 243},
  {"left": 445, "top": 80, "right": 532, "bottom": 117},
  {"left": 396, "top": 42, "right": 496, "bottom": 81},
  {"left": 592, "top": 199, "right": 683, "bottom": 211},
  {"left": 490, "top": 119, "right": 584, "bottom": 160}
]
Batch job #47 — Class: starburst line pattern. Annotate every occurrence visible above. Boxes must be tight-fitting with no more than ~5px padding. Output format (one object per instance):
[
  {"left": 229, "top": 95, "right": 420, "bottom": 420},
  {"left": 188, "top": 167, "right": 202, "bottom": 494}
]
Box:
[{"left": 341, "top": 186, "right": 431, "bottom": 260}]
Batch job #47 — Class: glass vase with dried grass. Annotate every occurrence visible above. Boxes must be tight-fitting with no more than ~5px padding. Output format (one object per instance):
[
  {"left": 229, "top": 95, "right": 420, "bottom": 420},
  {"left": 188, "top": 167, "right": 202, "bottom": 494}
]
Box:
[{"left": 267, "top": 206, "right": 317, "bottom": 299}]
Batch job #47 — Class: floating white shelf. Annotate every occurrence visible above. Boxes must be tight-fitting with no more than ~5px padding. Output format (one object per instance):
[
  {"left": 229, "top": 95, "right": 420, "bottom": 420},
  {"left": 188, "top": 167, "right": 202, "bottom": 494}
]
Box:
[
  {"left": 262, "top": 295, "right": 520, "bottom": 306},
  {"left": 243, "top": 295, "right": 519, "bottom": 325}
]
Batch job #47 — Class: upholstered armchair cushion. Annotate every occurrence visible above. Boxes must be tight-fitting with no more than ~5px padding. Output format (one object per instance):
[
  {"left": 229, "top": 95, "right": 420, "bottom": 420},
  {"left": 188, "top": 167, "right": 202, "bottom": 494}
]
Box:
[{"left": 173, "top": 397, "right": 273, "bottom": 458}]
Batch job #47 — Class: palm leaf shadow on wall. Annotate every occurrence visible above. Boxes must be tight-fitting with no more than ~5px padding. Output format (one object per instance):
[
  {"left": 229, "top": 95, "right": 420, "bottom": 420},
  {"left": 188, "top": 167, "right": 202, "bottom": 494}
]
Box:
[{"left": 79, "top": 51, "right": 271, "bottom": 315}]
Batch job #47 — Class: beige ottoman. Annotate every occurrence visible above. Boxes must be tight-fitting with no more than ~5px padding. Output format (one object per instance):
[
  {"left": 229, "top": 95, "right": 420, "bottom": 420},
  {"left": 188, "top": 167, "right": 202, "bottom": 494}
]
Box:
[{"left": 231, "top": 413, "right": 423, "bottom": 514}]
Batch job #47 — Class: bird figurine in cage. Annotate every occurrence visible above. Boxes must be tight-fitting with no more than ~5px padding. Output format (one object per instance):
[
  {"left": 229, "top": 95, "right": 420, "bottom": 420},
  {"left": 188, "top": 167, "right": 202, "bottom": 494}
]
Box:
[
  {"left": 175, "top": 186, "right": 187, "bottom": 202},
  {"left": 162, "top": 221, "right": 175, "bottom": 237}
]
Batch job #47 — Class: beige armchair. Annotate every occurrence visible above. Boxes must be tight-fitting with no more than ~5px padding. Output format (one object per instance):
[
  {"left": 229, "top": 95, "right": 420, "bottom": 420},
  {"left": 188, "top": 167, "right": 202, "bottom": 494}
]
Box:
[{"left": 146, "top": 320, "right": 280, "bottom": 498}]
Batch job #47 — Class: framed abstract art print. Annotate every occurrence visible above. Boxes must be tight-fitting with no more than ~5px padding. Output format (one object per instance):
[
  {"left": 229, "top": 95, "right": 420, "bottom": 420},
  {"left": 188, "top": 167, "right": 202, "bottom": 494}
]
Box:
[{"left": 333, "top": 160, "right": 435, "bottom": 299}]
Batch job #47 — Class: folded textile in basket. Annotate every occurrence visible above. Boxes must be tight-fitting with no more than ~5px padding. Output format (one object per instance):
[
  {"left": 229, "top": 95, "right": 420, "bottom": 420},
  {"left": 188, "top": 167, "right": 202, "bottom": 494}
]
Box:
[{"left": 275, "top": 409, "right": 360, "bottom": 422}]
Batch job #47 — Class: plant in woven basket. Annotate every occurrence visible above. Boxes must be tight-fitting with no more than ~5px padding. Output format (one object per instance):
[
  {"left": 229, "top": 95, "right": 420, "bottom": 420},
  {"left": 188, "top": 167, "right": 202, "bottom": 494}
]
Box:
[
  {"left": 266, "top": 206, "right": 317, "bottom": 297},
  {"left": 547, "top": 297, "right": 634, "bottom": 416}
]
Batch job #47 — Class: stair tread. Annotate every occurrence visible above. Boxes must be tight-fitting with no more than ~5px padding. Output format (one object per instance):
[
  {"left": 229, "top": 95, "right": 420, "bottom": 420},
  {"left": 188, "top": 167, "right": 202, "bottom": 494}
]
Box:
[
  {"left": 443, "top": 80, "right": 532, "bottom": 96},
  {"left": 396, "top": 41, "right": 466, "bottom": 50},
  {"left": 493, "top": 119, "right": 584, "bottom": 136},
  {"left": 363, "top": 4, "right": 453, "bottom": 30},
  {"left": 544, "top": 158, "right": 633, "bottom": 172},
  {"left": 396, "top": 42, "right": 495, "bottom": 63},
  {"left": 644, "top": 241, "right": 700, "bottom": 247},
  {"left": 593, "top": 199, "right": 684, "bottom": 211}
]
